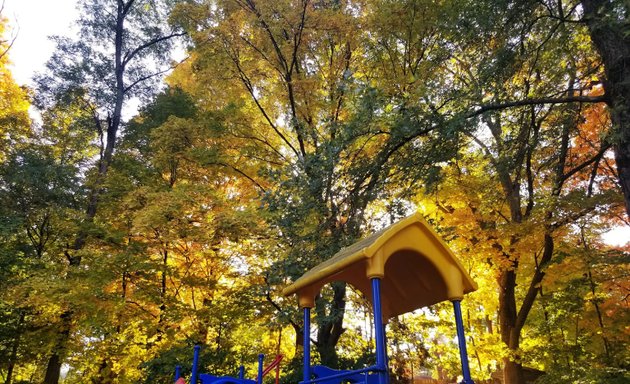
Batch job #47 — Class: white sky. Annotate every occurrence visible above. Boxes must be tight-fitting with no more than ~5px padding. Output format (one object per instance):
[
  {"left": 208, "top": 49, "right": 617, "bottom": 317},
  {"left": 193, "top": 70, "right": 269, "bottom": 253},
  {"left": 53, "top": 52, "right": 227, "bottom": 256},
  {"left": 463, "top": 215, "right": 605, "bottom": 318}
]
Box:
[
  {"left": 602, "top": 225, "right": 629, "bottom": 246},
  {"left": 2, "top": 0, "right": 78, "bottom": 86}
]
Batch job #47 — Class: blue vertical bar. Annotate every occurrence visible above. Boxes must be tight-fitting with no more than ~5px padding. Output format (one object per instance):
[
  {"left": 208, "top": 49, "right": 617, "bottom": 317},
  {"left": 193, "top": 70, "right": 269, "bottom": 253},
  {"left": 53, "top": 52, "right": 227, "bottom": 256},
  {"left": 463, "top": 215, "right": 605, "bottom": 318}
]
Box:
[
  {"left": 371, "top": 278, "right": 388, "bottom": 384},
  {"left": 303, "top": 307, "right": 311, "bottom": 384},
  {"left": 257, "top": 354, "right": 265, "bottom": 384},
  {"left": 175, "top": 365, "right": 181, "bottom": 382},
  {"left": 239, "top": 365, "right": 245, "bottom": 380},
  {"left": 191, "top": 345, "right": 201, "bottom": 384},
  {"left": 452, "top": 300, "right": 474, "bottom": 384}
]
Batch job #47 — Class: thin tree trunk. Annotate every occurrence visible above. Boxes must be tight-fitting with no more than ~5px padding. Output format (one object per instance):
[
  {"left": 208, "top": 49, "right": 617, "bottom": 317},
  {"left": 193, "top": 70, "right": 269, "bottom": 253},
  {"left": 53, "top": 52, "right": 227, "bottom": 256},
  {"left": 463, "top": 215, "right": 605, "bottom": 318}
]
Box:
[
  {"left": 587, "top": 268, "right": 611, "bottom": 359},
  {"left": 538, "top": 286, "right": 558, "bottom": 365},
  {"left": 43, "top": 2, "right": 129, "bottom": 380},
  {"left": 156, "top": 246, "right": 169, "bottom": 342},
  {"left": 580, "top": 228, "right": 611, "bottom": 359},
  {"left": 467, "top": 308, "right": 483, "bottom": 372},
  {"left": 4, "top": 313, "right": 25, "bottom": 384}
]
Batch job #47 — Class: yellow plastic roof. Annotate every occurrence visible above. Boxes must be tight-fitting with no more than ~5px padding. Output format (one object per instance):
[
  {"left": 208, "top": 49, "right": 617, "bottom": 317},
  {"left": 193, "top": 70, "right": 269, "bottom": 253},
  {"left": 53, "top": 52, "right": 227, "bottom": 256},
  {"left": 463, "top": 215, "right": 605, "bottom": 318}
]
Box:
[{"left": 282, "top": 213, "right": 477, "bottom": 319}]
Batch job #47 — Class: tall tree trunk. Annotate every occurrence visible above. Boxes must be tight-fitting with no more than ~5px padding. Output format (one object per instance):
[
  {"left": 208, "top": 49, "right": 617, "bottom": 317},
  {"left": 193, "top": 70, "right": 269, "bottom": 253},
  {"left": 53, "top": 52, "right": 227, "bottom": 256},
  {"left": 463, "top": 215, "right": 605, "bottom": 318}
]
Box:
[
  {"left": 581, "top": 228, "right": 611, "bottom": 360},
  {"left": 43, "top": 3, "right": 129, "bottom": 380},
  {"left": 39, "top": 0, "right": 188, "bottom": 379},
  {"left": 503, "top": 360, "right": 525, "bottom": 384},
  {"left": 43, "top": 354, "right": 62, "bottom": 384},
  {"left": 156, "top": 246, "right": 169, "bottom": 342},
  {"left": 43, "top": 311, "right": 72, "bottom": 384},
  {"left": 498, "top": 268, "right": 526, "bottom": 384},
  {"left": 582, "top": 0, "right": 630, "bottom": 218},
  {"left": 315, "top": 282, "right": 347, "bottom": 368}
]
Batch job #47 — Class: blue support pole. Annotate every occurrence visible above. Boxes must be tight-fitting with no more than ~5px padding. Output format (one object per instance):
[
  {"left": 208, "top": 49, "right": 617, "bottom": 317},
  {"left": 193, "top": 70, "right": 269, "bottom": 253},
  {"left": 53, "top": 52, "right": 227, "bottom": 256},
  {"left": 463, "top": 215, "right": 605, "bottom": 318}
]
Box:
[
  {"left": 239, "top": 365, "right": 245, "bottom": 380},
  {"left": 257, "top": 354, "right": 265, "bottom": 384},
  {"left": 191, "top": 345, "right": 201, "bottom": 384},
  {"left": 371, "top": 278, "right": 388, "bottom": 384},
  {"left": 303, "top": 307, "right": 311, "bottom": 384},
  {"left": 452, "top": 300, "right": 474, "bottom": 384},
  {"left": 175, "top": 365, "right": 181, "bottom": 382}
]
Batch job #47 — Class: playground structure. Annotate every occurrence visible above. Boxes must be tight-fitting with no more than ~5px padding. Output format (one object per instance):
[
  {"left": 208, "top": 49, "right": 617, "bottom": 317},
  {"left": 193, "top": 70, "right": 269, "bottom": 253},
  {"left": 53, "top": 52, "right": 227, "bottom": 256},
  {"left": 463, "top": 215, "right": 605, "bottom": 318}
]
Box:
[
  {"left": 176, "top": 348, "right": 283, "bottom": 384},
  {"left": 179, "top": 213, "right": 478, "bottom": 384}
]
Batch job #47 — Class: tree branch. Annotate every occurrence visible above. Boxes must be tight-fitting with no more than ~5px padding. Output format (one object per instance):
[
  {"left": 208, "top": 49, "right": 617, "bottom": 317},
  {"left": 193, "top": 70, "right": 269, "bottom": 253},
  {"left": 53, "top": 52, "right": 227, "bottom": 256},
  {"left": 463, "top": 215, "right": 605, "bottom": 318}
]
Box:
[
  {"left": 217, "top": 162, "right": 266, "bottom": 192},
  {"left": 562, "top": 143, "right": 611, "bottom": 182},
  {"left": 466, "top": 94, "right": 607, "bottom": 118},
  {"left": 227, "top": 41, "right": 300, "bottom": 157},
  {"left": 263, "top": 276, "right": 317, "bottom": 344},
  {"left": 120, "top": 0, "right": 136, "bottom": 16},
  {"left": 123, "top": 59, "right": 187, "bottom": 94},
  {"left": 0, "top": 2, "right": 18, "bottom": 62},
  {"left": 122, "top": 31, "right": 187, "bottom": 68},
  {"left": 514, "top": 233, "right": 553, "bottom": 334}
]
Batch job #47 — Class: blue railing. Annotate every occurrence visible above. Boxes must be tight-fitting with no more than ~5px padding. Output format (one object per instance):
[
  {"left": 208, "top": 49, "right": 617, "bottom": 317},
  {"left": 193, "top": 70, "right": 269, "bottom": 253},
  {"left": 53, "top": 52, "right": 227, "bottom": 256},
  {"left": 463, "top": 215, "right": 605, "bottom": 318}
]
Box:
[{"left": 300, "top": 364, "right": 385, "bottom": 384}]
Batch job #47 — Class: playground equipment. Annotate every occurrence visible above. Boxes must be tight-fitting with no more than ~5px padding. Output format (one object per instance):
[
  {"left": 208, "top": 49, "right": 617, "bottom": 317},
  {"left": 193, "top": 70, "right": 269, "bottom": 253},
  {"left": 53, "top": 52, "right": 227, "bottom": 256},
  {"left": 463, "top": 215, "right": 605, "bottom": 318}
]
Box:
[
  {"left": 179, "top": 213, "right": 477, "bottom": 384},
  {"left": 176, "top": 346, "right": 284, "bottom": 384},
  {"left": 282, "top": 213, "right": 477, "bottom": 384}
]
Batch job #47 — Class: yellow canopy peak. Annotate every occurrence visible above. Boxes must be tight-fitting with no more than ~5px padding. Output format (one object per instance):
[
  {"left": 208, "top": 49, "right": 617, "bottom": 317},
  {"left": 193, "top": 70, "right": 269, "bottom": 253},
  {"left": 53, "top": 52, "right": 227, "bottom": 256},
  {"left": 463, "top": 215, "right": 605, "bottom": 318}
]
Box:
[{"left": 282, "top": 212, "right": 477, "bottom": 319}]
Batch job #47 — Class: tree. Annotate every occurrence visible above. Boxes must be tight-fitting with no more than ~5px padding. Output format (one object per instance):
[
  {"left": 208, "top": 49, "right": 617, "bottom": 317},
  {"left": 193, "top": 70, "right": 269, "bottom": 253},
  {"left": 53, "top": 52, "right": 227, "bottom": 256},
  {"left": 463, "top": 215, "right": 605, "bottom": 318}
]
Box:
[
  {"left": 34, "top": 1, "right": 185, "bottom": 382},
  {"left": 171, "top": 0, "right": 472, "bottom": 366},
  {"left": 71, "top": 87, "right": 272, "bottom": 383},
  {"left": 422, "top": 2, "right": 628, "bottom": 382},
  {"left": 0, "top": 140, "right": 90, "bottom": 383},
  {"left": 1, "top": 1, "right": 627, "bottom": 383},
  {"left": 452, "top": 0, "right": 630, "bottom": 219}
]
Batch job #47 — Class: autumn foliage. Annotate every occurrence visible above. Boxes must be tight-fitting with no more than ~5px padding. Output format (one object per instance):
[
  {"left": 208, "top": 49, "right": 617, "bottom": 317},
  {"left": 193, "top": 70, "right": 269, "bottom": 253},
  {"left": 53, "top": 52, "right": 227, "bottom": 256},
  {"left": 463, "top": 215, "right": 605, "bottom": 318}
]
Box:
[{"left": 0, "top": 1, "right": 628, "bottom": 384}]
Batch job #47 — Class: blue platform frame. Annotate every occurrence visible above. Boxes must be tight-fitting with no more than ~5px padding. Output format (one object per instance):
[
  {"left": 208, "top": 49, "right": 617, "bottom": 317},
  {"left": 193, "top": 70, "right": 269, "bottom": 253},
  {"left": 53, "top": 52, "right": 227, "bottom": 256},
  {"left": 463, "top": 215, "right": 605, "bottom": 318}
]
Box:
[
  {"left": 299, "top": 278, "right": 475, "bottom": 384},
  {"left": 184, "top": 293, "right": 475, "bottom": 384},
  {"left": 187, "top": 345, "right": 262, "bottom": 384},
  {"left": 300, "top": 278, "right": 390, "bottom": 384}
]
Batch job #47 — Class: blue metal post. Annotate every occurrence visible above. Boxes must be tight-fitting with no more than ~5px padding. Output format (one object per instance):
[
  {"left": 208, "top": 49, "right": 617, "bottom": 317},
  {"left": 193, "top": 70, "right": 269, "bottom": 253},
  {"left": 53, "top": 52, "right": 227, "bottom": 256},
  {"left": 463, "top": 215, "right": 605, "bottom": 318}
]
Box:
[
  {"left": 175, "top": 365, "right": 181, "bottom": 382},
  {"left": 452, "top": 300, "right": 474, "bottom": 384},
  {"left": 371, "top": 278, "right": 388, "bottom": 384},
  {"left": 303, "top": 307, "right": 311, "bottom": 384},
  {"left": 258, "top": 354, "right": 265, "bottom": 384},
  {"left": 239, "top": 365, "right": 245, "bottom": 380},
  {"left": 191, "top": 345, "right": 201, "bottom": 384}
]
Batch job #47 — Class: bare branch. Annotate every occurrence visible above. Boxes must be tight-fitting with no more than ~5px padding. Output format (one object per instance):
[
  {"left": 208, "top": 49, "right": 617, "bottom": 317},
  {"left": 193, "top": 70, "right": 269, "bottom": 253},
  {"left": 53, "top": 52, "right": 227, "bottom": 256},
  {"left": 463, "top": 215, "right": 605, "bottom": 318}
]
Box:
[
  {"left": 217, "top": 162, "right": 266, "bottom": 192},
  {"left": 226, "top": 41, "right": 300, "bottom": 157},
  {"left": 466, "top": 94, "right": 607, "bottom": 118},
  {"left": 121, "top": 0, "right": 136, "bottom": 17},
  {"left": 125, "top": 300, "right": 159, "bottom": 318},
  {"left": 514, "top": 234, "right": 553, "bottom": 334},
  {"left": 227, "top": 131, "right": 287, "bottom": 163},
  {"left": 123, "top": 58, "right": 187, "bottom": 94},
  {"left": 0, "top": 5, "right": 18, "bottom": 62},
  {"left": 562, "top": 143, "right": 611, "bottom": 182},
  {"left": 0, "top": 32, "right": 17, "bottom": 61},
  {"left": 122, "top": 31, "right": 187, "bottom": 68}
]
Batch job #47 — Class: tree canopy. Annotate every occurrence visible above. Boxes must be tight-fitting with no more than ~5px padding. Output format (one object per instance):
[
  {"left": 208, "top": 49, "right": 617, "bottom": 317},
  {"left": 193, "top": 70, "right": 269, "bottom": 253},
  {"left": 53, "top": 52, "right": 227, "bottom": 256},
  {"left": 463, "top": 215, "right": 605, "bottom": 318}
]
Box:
[{"left": 0, "top": 1, "right": 628, "bottom": 384}]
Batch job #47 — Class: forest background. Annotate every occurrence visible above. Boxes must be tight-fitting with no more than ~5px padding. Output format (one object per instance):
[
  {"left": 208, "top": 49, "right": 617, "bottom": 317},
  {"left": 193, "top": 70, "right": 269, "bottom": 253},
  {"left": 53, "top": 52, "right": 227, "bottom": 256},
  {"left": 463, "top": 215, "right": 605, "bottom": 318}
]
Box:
[{"left": 0, "top": 1, "right": 629, "bottom": 384}]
